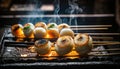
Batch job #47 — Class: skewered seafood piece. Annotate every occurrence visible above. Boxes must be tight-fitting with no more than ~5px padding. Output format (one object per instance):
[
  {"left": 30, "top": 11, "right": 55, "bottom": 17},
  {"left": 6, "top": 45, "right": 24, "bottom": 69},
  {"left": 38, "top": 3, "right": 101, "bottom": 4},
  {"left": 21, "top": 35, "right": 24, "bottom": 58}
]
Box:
[
  {"left": 23, "top": 23, "right": 35, "bottom": 38},
  {"left": 60, "top": 28, "right": 74, "bottom": 38},
  {"left": 35, "top": 22, "right": 47, "bottom": 30},
  {"left": 74, "top": 33, "right": 93, "bottom": 56},
  {"left": 11, "top": 24, "right": 24, "bottom": 37},
  {"left": 35, "top": 39, "right": 51, "bottom": 55},
  {"left": 34, "top": 27, "right": 47, "bottom": 38},
  {"left": 58, "top": 23, "right": 70, "bottom": 32},
  {"left": 47, "top": 23, "right": 59, "bottom": 38},
  {"left": 55, "top": 36, "right": 74, "bottom": 56}
]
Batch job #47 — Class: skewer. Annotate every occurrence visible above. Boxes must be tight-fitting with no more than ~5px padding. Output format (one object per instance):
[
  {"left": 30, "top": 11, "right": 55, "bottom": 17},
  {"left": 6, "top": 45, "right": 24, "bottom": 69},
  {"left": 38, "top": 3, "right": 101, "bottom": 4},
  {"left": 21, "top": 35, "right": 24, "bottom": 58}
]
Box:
[
  {"left": 75, "top": 33, "right": 120, "bottom": 35},
  {"left": 70, "top": 25, "right": 112, "bottom": 28},
  {"left": 88, "top": 53, "right": 120, "bottom": 56},
  {"left": 71, "top": 28, "right": 108, "bottom": 30},
  {"left": 0, "top": 14, "right": 114, "bottom": 18},
  {"left": 93, "top": 41, "right": 120, "bottom": 44},
  {"left": 91, "top": 48, "right": 120, "bottom": 52},
  {"left": 92, "top": 36, "right": 113, "bottom": 40},
  {"left": 93, "top": 43, "right": 120, "bottom": 46}
]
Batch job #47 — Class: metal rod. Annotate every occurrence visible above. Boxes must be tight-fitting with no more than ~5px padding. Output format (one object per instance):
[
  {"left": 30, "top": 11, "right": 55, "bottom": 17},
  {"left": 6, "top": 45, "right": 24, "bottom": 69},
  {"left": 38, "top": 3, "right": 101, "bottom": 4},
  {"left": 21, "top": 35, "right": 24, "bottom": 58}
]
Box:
[
  {"left": 71, "top": 28, "right": 108, "bottom": 30},
  {"left": 88, "top": 53, "right": 120, "bottom": 56},
  {"left": 70, "top": 25, "right": 112, "bottom": 28},
  {"left": 91, "top": 48, "right": 120, "bottom": 52},
  {"left": 92, "top": 36, "right": 113, "bottom": 40},
  {"left": 93, "top": 41, "right": 120, "bottom": 44},
  {"left": 0, "top": 14, "right": 114, "bottom": 18},
  {"left": 75, "top": 33, "right": 120, "bottom": 35},
  {"left": 93, "top": 43, "right": 120, "bottom": 46}
]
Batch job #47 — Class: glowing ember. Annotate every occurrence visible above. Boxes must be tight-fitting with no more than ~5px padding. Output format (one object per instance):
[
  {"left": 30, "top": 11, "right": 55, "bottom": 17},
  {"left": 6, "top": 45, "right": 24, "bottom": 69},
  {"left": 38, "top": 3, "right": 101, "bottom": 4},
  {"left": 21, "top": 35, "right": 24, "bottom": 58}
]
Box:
[
  {"left": 21, "top": 54, "right": 28, "bottom": 57},
  {"left": 28, "top": 46, "right": 36, "bottom": 53}
]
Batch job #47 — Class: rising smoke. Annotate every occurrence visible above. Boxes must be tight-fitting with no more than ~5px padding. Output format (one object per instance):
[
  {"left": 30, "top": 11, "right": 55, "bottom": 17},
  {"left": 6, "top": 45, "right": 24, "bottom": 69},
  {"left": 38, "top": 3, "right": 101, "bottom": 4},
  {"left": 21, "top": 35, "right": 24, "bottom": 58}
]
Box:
[
  {"left": 48, "top": 0, "right": 62, "bottom": 24},
  {"left": 19, "top": 0, "right": 83, "bottom": 28},
  {"left": 66, "top": 0, "right": 83, "bottom": 32}
]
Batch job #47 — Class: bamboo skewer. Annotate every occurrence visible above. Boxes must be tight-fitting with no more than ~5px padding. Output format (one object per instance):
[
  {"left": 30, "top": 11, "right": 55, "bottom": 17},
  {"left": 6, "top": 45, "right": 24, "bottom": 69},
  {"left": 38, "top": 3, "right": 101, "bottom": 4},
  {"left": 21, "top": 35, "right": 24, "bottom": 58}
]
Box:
[
  {"left": 91, "top": 48, "right": 120, "bottom": 52},
  {"left": 71, "top": 28, "right": 108, "bottom": 30},
  {"left": 93, "top": 41, "right": 120, "bottom": 44},
  {"left": 88, "top": 53, "right": 120, "bottom": 56},
  {"left": 70, "top": 25, "right": 112, "bottom": 28},
  {"left": 92, "top": 36, "right": 113, "bottom": 40},
  {"left": 0, "top": 14, "right": 114, "bottom": 18},
  {"left": 75, "top": 33, "right": 120, "bottom": 35}
]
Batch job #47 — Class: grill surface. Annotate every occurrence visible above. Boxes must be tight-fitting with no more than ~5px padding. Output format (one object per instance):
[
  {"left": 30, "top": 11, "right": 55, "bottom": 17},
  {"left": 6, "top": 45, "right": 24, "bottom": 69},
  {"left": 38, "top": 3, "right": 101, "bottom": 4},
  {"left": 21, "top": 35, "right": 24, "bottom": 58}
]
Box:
[
  {"left": 0, "top": 25, "right": 120, "bottom": 67},
  {"left": 0, "top": 0, "right": 120, "bottom": 68}
]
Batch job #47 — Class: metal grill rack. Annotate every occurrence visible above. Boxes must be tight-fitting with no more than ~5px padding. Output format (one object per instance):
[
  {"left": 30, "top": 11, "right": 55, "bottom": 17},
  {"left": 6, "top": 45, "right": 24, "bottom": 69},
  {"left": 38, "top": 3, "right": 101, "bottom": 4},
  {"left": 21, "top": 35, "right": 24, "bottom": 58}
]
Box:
[{"left": 0, "top": 25, "right": 120, "bottom": 66}]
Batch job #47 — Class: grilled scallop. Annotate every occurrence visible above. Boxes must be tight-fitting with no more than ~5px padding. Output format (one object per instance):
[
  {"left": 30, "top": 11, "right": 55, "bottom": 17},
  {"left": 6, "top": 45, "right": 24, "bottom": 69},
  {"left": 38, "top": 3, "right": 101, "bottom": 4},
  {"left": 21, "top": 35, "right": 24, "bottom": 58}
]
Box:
[
  {"left": 35, "top": 39, "right": 51, "bottom": 55},
  {"left": 55, "top": 36, "right": 74, "bottom": 56},
  {"left": 35, "top": 22, "right": 47, "bottom": 30},
  {"left": 34, "top": 27, "right": 47, "bottom": 38},
  {"left": 58, "top": 23, "right": 70, "bottom": 32},
  {"left": 47, "top": 23, "right": 59, "bottom": 38},
  {"left": 47, "top": 23, "right": 58, "bottom": 29},
  {"left": 23, "top": 23, "right": 35, "bottom": 38},
  {"left": 60, "top": 28, "right": 74, "bottom": 38},
  {"left": 11, "top": 24, "right": 24, "bottom": 37},
  {"left": 74, "top": 33, "right": 93, "bottom": 56}
]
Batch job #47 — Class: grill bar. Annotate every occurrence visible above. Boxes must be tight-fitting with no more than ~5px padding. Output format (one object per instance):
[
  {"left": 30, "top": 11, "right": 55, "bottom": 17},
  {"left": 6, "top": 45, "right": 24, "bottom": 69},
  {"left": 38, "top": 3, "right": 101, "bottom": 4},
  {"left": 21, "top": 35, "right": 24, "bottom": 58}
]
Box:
[
  {"left": 0, "top": 14, "right": 114, "bottom": 18},
  {"left": 70, "top": 25, "right": 112, "bottom": 28},
  {"left": 91, "top": 48, "right": 120, "bottom": 52},
  {"left": 88, "top": 53, "right": 120, "bottom": 56},
  {"left": 75, "top": 33, "right": 120, "bottom": 35},
  {"left": 72, "top": 28, "right": 108, "bottom": 30}
]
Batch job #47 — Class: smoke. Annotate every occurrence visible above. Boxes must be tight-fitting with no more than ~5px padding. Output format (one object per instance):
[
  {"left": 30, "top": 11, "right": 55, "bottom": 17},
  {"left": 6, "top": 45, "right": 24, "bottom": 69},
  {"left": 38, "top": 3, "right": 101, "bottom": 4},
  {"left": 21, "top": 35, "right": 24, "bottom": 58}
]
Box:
[
  {"left": 65, "top": 0, "right": 83, "bottom": 33},
  {"left": 48, "top": 0, "right": 62, "bottom": 24},
  {"left": 19, "top": 0, "right": 44, "bottom": 25},
  {"left": 18, "top": 0, "right": 83, "bottom": 28}
]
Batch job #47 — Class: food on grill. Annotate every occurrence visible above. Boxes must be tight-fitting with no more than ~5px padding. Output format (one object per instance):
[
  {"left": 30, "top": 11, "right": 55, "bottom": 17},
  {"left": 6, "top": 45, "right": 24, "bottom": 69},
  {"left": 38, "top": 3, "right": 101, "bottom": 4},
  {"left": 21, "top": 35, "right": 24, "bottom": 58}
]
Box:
[
  {"left": 35, "top": 22, "right": 47, "bottom": 30},
  {"left": 47, "top": 23, "right": 59, "bottom": 38},
  {"left": 55, "top": 36, "right": 74, "bottom": 55},
  {"left": 11, "top": 24, "right": 24, "bottom": 37},
  {"left": 74, "top": 33, "right": 93, "bottom": 56},
  {"left": 47, "top": 23, "right": 58, "bottom": 29},
  {"left": 23, "top": 23, "right": 35, "bottom": 38},
  {"left": 60, "top": 28, "right": 74, "bottom": 38},
  {"left": 34, "top": 27, "right": 47, "bottom": 38},
  {"left": 58, "top": 23, "right": 70, "bottom": 32},
  {"left": 11, "top": 22, "right": 93, "bottom": 57},
  {"left": 35, "top": 39, "right": 51, "bottom": 55}
]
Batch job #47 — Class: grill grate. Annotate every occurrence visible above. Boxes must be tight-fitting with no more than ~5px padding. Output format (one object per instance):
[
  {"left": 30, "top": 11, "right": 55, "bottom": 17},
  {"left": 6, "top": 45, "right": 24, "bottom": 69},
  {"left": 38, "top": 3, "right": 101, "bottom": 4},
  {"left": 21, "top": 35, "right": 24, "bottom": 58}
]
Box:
[{"left": 0, "top": 25, "right": 120, "bottom": 64}]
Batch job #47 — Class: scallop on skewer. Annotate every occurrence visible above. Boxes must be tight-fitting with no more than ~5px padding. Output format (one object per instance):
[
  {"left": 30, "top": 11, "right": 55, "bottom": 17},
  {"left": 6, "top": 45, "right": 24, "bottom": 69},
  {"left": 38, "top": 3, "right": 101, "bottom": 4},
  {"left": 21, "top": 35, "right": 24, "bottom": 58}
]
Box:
[
  {"left": 55, "top": 36, "right": 74, "bottom": 56},
  {"left": 11, "top": 24, "right": 24, "bottom": 37},
  {"left": 74, "top": 33, "right": 93, "bottom": 56},
  {"left": 58, "top": 23, "right": 70, "bottom": 32},
  {"left": 35, "top": 22, "right": 47, "bottom": 30},
  {"left": 60, "top": 28, "right": 74, "bottom": 38},
  {"left": 47, "top": 23, "right": 59, "bottom": 38},
  {"left": 23, "top": 23, "right": 35, "bottom": 38},
  {"left": 34, "top": 27, "right": 47, "bottom": 38},
  {"left": 35, "top": 39, "right": 51, "bottom": 55}
]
